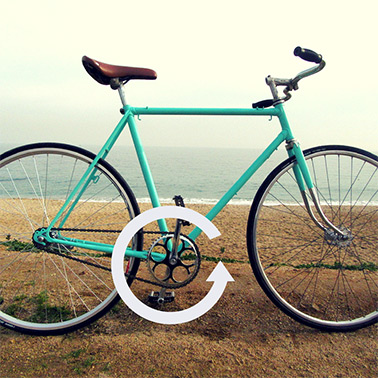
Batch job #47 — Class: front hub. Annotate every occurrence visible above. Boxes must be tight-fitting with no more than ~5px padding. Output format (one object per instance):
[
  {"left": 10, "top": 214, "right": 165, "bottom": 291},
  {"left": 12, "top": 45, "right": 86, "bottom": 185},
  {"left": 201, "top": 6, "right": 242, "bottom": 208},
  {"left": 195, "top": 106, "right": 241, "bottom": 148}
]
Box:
[{"left": 324, "top": 227, "right": 353, "bottom": 248}]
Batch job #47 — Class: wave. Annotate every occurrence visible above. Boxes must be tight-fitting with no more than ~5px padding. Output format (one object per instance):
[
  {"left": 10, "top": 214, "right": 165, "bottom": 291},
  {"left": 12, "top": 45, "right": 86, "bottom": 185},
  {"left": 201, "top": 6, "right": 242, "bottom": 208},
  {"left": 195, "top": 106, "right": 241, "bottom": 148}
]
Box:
[
  {"left": 0, "top": 177, "right": 27, "bottom": 182},
  {"left": 136, "top": 197, "right": 378, "bottom": 207},
  {"left": 137, "top": 197, "right": 252, "bottom": 206}
]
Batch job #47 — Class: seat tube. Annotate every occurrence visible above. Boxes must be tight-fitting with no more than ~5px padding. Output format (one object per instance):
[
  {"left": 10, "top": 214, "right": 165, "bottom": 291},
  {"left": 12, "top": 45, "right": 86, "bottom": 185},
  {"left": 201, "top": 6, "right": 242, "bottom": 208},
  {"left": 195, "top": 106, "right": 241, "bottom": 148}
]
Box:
[{"left": 127, "top": 111, "right": 168, "bottom": 233}]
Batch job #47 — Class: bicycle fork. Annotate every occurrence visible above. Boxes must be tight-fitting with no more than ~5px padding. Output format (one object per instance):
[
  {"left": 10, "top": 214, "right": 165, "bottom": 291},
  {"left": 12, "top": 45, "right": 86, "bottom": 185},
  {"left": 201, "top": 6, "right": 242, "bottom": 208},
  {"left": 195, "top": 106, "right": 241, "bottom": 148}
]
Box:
[{"left": 286, "top": 139, "right": 348, "bottom": 238}]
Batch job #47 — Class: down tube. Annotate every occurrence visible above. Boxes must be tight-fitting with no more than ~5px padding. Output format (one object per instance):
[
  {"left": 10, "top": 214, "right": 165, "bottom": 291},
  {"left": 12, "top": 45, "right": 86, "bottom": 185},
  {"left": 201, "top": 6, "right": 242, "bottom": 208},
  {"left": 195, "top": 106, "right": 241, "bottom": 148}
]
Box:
[{"left": 189, "top": 130, "right": 288, "bottom": 241}]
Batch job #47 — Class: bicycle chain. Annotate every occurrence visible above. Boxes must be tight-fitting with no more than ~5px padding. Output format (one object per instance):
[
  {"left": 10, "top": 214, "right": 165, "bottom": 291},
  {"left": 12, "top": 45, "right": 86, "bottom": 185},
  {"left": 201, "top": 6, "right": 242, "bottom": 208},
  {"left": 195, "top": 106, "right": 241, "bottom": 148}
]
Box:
[
  {"left": 47, "top": 227, "right": 183, "bottom": 288},
  {"left": 46, "top": 246, "right": 172, "bottom": 288},
  {"left": 52, "top": 227, "right": 167, "bottom": 235}
]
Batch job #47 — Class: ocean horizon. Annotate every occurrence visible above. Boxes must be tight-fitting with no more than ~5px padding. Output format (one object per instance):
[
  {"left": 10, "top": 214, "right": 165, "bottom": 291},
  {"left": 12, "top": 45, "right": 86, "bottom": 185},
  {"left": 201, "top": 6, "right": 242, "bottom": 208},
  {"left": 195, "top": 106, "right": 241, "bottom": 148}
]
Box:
[
  {"left": 97, "top": 145, "right": 287, "bottom": 205},
  {"left": 1, "top": 143, "right": 377, "bottom": 206},
  {"left": 0, "top": 143, "right": 285, "bottom": 205}
]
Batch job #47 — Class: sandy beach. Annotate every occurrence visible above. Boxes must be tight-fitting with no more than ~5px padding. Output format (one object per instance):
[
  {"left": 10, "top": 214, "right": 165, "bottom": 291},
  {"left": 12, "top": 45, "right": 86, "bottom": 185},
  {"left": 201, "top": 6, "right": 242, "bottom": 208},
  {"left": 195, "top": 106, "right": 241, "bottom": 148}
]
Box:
[{"left": 0, "top": 202, "right": 376, "bottom": 377}]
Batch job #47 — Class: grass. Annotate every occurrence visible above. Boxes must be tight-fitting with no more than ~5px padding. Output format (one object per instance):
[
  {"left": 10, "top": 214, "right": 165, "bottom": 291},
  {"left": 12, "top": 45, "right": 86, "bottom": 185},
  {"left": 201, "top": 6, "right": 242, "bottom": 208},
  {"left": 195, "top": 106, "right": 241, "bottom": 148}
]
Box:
[
  {"left": 7, "top": 236, "right": 374, "bottom": 271},
  {"left": 270, "top": 261, "right": 378, "bottom": 271},
  {"left": 1, "top": 237, "right": 38, "bottom": 252},
  {"left": 1, "top": 236, "right": 108, "bottom": 259},
  {"left": 63, "top": 349, "right": 96, "bottom": 375},
  {"left": 182, "top": 251, "right": 247, "bottom": 264},
  {"left": 64, "top": 349, "right": 86, "bottom": 359},
  {"left": 28, "top": 291, "right": 72, "bottom": 323},
  {"left": 294, "top": 261, "right": 378, "bottom": 271},
  {"left": 202, "top": 254, "right": 247, "bottom": 264},
  {"left": 4, "top": 290, "right": 72, "bottom": 323}
]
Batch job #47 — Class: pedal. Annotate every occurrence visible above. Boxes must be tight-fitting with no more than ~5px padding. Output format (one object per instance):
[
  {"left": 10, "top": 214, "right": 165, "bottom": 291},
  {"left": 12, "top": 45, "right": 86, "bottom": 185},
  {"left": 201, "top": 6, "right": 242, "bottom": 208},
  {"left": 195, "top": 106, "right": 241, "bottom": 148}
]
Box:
[
  {"left": 148, "top": 290, "right": 175, "bottom": 305},
  {"left": 173, "top": 195, "right": 191, "bottom": 226}
]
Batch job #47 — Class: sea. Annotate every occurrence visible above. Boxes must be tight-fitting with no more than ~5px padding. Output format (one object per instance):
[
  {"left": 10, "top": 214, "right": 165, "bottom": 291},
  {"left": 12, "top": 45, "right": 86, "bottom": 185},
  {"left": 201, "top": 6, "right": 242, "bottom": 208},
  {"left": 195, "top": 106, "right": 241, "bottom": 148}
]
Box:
[
  {"left": 0, "top": 143, "right": 286, "bottom": 206},
  {"left": 1, "top": 143, "right": 377, "bottom": 207},
  {"left": 104, "top": 145, "right": 286, "bottom": 205}
]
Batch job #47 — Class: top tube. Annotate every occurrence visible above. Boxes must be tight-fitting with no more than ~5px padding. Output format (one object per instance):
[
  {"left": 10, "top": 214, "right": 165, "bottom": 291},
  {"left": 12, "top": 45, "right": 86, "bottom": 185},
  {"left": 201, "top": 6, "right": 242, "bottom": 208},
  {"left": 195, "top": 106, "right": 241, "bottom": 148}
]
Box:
[
  {"left": 129, "top": 102, "right": 294, "bottom": 143},
  {"left": 124, "top": 102, "right": 295, "bottom": 241},
  {"left": 130, "top": 105, "right": 281, "bottom": 117}
]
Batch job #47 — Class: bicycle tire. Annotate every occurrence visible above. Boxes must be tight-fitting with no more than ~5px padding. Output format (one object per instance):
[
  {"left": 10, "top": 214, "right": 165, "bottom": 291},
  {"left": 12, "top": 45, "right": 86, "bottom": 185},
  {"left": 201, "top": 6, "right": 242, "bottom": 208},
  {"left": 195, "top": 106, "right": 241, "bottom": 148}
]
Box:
[
  {"left": 0, "top": 143, "right": 143, "bottom": 335},
  {"left": 247, "top": 145, "right": 378, "bottom": 332}
]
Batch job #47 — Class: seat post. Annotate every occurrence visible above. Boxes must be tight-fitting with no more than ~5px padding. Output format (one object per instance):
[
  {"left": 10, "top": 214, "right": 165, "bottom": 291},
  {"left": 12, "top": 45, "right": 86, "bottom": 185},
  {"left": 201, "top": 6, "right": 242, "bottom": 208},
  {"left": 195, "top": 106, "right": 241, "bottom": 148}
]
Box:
[{"left": 118, "top": 82, "right": 127, "bottom": 107}]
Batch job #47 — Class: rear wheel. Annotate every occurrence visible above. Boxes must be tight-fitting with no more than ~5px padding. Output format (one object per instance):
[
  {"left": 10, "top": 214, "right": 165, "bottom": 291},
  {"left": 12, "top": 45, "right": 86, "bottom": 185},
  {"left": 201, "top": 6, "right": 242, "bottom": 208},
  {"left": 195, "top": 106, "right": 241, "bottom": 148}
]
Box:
[
  {"left": 0, "top": 143, "right": 142, "bottom": 335},
  {"left": 248, "top": 145, "right": 378, "bottom": 331}
]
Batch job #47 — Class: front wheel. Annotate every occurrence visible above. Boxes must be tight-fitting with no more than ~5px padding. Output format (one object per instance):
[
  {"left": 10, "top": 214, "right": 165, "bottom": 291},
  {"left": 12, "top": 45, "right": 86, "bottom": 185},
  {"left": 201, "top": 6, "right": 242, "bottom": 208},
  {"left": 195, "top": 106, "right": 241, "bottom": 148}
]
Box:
[
  {"left": 247, "top": 145, "right": 378, "bottom": 332},
  {"left": 0, "top": 143, "right": 143, "bottom": 335}
]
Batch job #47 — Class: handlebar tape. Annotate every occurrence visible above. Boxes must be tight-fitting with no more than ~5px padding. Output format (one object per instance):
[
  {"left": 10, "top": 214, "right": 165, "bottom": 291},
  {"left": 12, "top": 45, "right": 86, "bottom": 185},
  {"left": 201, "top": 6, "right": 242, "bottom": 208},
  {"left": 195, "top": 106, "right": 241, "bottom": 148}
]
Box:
[{"left": 294, "top": 47, "right": 323, "bottom": 64}]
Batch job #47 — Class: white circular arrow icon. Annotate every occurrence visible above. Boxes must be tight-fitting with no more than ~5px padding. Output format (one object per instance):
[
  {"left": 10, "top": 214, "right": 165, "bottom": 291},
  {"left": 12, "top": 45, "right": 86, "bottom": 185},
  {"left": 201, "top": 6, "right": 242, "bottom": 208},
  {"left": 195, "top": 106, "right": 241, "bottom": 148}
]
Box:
[{"left": 111, "top": 206, "right": 234, "bottom": 325}]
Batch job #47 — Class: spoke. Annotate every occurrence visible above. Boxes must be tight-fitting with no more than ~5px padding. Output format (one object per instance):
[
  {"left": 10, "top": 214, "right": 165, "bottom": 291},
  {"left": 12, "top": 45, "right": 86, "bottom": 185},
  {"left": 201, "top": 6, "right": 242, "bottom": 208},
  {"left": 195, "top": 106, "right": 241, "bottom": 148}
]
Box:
[
  {"left": 340, "top": 268, "right": 356, "bottom": 321},
  {"left": 33, "top": 156, "right": 51, "bottom": 226},
  {"left": 19, "top": 159, "right": 50, "bottom": 226},
  {"left": 56, "top": 243, "right": 112, "bottom": 292},
  {"left": 343, "top": 166, "right": 378, "bottom": 226},
  {"left": 257, "top": 232, "right": 320, "bottom": 244},
  {"left": 349, "top": 242, "right": 377, "bottom": 304},
  {"left": 48, "top": 257, "right": 90, "bottom": 312},
  {"left": 338, "top": 154, "right": 341, "bottom": 226},
  {"left": 351, "top": 207, "right": 378, "bottom": 242},
  {"left": 5, "top": 168, "right": 36, "bottom": 233},
  {"left": 310, "top": 156, "right": 336, "bottom": 219},
  {"left": 69, "top": 201, "right": 126, "bottom": 231},
  {"left": 324, "top": 155, "right": 333, "bottom": 207},
  {"left": 253, "top": 148, "right": 378, "bottom": 327},
  {"left": 0, "top": 250, "right": 33, "bottom": 278},
  {"left": 64, "top": 158, "right": 79, "bottom": 202},
  {"left": 337, "top": 156, "right": 364, "bottom": 210},
  {"left": 60, "top": 252, "right": 78, "bottom": 320},
  {"left": 272, "top": 242, "right": 338, "bottom": 291},
  {"left": 0, "top": 147, "right": 139, "bottom": 332},
  {"left": 263, "top": 195, "right": 323, "bottom": 237},
  {"left": 323, "top": 264, "right": 343, "bottom": 320}
]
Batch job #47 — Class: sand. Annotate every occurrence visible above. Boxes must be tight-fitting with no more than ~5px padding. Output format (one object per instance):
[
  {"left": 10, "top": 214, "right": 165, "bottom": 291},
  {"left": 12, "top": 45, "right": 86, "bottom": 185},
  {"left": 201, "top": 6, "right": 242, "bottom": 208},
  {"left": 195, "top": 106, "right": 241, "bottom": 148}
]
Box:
[{"left": 0, "top": 202, "right": 376, "bottom": 377}]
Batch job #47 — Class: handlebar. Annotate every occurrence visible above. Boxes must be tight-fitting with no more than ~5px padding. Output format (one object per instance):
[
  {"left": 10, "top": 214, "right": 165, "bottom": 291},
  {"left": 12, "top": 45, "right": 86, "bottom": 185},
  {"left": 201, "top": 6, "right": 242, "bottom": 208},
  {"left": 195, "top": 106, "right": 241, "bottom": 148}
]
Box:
[
  {"left": 294, "top": 46, "right": 322, "bottom": 64},
  {"left": 253, "top": 47, "right": 325, "bottom": 108},
  {"left": 291, "top": 46, "right": 325, "bottom": 88}
]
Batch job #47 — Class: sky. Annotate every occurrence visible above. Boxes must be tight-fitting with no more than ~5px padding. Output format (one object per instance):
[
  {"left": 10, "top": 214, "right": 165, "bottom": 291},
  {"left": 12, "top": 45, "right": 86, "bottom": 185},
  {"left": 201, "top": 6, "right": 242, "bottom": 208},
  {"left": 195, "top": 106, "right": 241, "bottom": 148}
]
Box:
[{"left": 1, "top": 0, "right": 378, "bottom": 152}]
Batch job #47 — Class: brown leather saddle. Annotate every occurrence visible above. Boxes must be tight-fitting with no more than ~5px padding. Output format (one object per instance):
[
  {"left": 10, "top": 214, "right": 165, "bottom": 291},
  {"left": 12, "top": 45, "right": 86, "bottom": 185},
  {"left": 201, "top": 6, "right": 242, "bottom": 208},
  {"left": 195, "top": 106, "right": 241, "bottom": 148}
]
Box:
[{"left": 82, "top": 56, "right": 157, "bottom": 87}]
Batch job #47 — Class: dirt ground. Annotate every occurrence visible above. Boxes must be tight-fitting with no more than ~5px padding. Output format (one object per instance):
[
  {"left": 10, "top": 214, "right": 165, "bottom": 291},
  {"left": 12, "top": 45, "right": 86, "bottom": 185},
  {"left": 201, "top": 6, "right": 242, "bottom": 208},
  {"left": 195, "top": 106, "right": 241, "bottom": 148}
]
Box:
[{"left": 0, "top": 205, "right": 376, "bottom": 377}]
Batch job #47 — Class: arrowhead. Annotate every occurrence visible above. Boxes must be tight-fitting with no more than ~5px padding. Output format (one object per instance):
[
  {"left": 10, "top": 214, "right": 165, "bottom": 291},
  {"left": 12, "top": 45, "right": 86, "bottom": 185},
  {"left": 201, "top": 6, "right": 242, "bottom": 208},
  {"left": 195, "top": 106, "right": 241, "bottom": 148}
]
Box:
[{"left": 206, "top": 261, "right": 235, "bottom": 283}]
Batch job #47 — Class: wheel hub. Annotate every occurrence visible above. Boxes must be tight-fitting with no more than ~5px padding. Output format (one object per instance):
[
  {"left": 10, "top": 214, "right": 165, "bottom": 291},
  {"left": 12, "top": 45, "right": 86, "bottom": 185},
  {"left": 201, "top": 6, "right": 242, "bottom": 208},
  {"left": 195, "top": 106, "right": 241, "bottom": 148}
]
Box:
[
  {"left": 32, "top": 228, "right": 72, "bottom": 251},
  {"left": 324, "top": 227, "right": 353, "bottom": 248}
]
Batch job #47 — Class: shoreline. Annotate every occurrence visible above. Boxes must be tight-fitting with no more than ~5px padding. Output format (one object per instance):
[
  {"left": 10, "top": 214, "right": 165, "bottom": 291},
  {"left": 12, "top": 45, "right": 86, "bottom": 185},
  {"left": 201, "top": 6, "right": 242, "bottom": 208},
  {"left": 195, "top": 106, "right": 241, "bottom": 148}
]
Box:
[{"left": 137, "top": 198, "right": 252, "bottom": 206}]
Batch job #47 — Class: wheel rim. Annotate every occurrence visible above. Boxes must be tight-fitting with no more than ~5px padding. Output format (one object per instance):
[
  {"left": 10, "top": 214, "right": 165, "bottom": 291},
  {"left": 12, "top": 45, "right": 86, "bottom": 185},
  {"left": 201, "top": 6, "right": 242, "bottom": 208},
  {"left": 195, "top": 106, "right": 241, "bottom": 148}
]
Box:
[
  {"left": 251, "top": 147, "right": 378, "bottom": 328},
  {"left": 0, "top": 145, "right": 139, "bottom": 332}
]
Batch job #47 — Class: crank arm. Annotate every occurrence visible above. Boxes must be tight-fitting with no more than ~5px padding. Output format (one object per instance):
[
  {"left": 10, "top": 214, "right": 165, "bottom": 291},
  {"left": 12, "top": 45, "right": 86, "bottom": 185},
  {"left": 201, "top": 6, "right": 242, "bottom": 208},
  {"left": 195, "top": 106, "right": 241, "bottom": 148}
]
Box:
[{"left": 169, "top": 218, "right": 182, "bottom": 264}]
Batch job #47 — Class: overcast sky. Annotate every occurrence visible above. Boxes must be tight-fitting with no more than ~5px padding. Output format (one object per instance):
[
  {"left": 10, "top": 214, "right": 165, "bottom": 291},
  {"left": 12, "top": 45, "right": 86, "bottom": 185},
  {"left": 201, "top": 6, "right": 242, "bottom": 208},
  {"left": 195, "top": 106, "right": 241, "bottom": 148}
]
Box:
[{"left": 1, "top": 0, "right": 377, "bottom": 152}]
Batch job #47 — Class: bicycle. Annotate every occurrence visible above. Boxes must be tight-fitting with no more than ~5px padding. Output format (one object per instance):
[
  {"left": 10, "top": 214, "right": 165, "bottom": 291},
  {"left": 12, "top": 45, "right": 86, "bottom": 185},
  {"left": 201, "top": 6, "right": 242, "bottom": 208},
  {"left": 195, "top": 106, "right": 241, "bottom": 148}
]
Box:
[{"left": 0, "top": 47, "right": 377, "bottom": 335}]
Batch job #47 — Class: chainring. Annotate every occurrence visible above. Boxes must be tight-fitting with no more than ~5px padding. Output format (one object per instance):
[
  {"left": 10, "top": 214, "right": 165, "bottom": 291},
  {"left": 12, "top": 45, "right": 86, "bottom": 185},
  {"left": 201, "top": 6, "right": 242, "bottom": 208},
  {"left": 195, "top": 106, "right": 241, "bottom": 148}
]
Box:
[{"left": 147, "top": 233, "right": 201, "bottom": 289}]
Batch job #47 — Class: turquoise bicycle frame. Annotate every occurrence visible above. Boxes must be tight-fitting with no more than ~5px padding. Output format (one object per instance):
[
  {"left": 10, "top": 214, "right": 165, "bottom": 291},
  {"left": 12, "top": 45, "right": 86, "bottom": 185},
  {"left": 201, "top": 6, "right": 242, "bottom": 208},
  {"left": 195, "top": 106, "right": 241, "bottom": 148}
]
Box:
[{"left": 40, "top": 102, "right": 314, "bottom": 258}]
